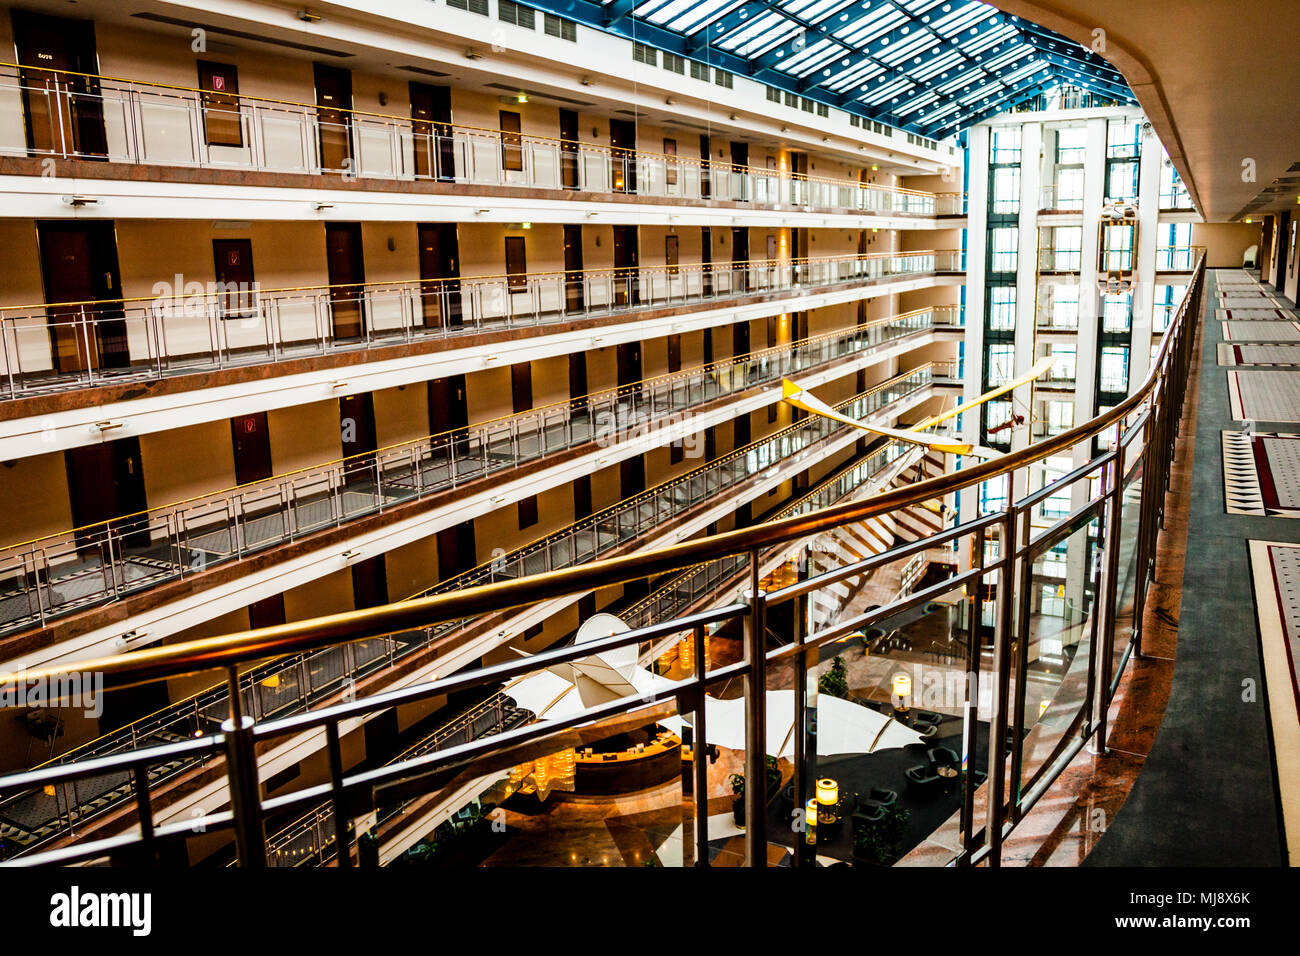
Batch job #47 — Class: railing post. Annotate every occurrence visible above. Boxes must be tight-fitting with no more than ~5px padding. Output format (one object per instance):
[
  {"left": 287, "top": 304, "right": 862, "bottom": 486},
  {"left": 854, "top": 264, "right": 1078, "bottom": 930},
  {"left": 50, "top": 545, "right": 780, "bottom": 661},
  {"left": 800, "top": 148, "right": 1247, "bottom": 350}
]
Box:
[
  {"left": 691, "top": 622, "right": 709, "bottom": 867},
  {"left": 984, "top": 507, "right": 1017, "bottom": 866},
  {"left": 742, "top": 555, "right": 768, "bottom": 867},
  {"left": 325, "top": 720, "right": 354, "bottom": 868},
  {"left": 224, "top": 666, "right": 266, "bottom": 867}
]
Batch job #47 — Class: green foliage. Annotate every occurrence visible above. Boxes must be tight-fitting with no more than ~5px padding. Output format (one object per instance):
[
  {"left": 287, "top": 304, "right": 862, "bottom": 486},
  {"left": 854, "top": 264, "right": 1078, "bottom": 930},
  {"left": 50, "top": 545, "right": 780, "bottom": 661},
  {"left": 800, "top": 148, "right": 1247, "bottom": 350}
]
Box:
[
  {"left": 818, "top": 657, "right": 849, "bottom": 700},
  {"left": 853, "top": 802, "right": 912, "bottom": 865}
]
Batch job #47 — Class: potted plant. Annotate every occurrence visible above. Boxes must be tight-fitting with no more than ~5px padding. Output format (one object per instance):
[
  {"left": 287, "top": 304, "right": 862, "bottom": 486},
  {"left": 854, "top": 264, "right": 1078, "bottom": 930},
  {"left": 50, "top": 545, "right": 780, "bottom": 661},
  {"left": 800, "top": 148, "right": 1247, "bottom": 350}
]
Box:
[
  {"left": 853, "top": 802, "right": 912, "bottom": 866},
  {"left": 818, "top": 657, "right": 849, "bottom": 699},
  {"left": 729, "top": 772, "right": 746, "bottom": 827}
]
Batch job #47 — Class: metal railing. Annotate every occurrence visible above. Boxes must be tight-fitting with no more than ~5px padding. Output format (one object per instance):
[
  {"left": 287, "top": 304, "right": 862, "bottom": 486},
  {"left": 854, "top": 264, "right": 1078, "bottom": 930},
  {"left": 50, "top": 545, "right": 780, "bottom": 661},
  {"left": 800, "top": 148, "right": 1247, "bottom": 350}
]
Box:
[
  {"left": 0, "top": 368, "right": 935, "bottom": 857},
  {"left": 0, "top": 249, "right": 961, "bottom": 400},
  {"left": 0, "top": 308, "right": 947, "bottom": 636},
  {"left": 0, "top": 255, "right": 1205, "bottom": 868},
  {"left": 0, "top": 61, "right": 959, "bottom": 215}
]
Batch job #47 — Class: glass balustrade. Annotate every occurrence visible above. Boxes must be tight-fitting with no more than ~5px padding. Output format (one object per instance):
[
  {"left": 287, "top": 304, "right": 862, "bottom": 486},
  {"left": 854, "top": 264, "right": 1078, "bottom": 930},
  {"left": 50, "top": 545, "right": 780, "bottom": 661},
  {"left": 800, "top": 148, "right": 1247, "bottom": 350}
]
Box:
[
  {"left": 0, "top": 251, "right": 961, "bottom": 399},
  {"left": 0, "top": 311, "right": 947, "bottom": 637},
  {"left": 0, "top": 62, "right": 959, "bottom": 216}
]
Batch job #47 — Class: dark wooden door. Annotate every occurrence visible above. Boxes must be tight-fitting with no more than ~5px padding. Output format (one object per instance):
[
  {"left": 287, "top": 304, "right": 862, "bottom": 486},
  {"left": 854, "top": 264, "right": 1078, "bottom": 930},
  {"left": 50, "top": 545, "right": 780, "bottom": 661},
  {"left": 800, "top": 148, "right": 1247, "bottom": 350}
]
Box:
[
  {"left": 313, "top": 63, "right": 353, "bottom": 173},
  {"left": 339, "top": 392, "right": 378, "bottom": 486},
  {"left": 248, "top": 593, "right": 286, "bottom": 630},
  {"left": 511, "top": 362, "right": 533, "bottom": 415},
  {"left": 230, "top": 411, "right": 272, "bottom": 485},
  {"left": 613, "top": 225, "right": 639, "bottom": 306},
  {"left": 351, "top": 555, "right": 389, "bottom": 609},
  {"left": 559, "top": 109, "right": 579, "bottom": 189},
  {"left": 37, "top": 221, "right": 128, "bottom": 373},
  {"left": 569, "top": 353, "right": 588, "bottom": 416},
  {"left": 427, "top": 374, "right": 469, "bottom": 457},
  {"left": 610, "top": 118, "right": 637, "bottom": 193},
  {"left": 699, "top": 135, "right": 711, "bottom": 198},
  {"left": 12, "top": 10, "right": 107, "bottom": 158},
  {"left": 212, "top": 238, "right": 255, "bottom": 319},
  {"left": 65, "top": 437, "right": 148, "bottom": 552},
  {"left": 417, "top": 223, "right": 462, "bottom": 328},
  {"left": 325, "top": 222, "right": 366, "bottom": 338},
  {"left": 409, "top": 81, "right": 453, "bottom": 180},
  {"left": 701, "top": 226, "right": 713, "bottom": 296},
  {"left": 437, "top": 521, "right": 477, "bottom": 582},
  {"left": 732, "top": 227, "right": 750, "bottom": 292},
  {"left": 563, "top": 224, "right": 584, "bottom": 311},
  {"left": 730, "top": 141, "right": 749, "bottom": 200}
]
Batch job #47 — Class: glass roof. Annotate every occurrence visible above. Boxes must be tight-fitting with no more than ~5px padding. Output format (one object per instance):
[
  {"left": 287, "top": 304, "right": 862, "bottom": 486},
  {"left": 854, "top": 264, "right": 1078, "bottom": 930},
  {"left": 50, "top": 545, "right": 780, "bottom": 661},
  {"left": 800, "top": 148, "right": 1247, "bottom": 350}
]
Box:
[{"left": 527, "top": 0, "right": 1135, "bottom": 138}]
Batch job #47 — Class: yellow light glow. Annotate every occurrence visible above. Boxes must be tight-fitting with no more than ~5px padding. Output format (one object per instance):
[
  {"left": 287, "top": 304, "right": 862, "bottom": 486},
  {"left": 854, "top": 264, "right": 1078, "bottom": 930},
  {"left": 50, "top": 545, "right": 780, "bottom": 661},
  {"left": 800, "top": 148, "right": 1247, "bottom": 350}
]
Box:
[
  {"left": 517, "top": 94, "right": 528, "bottom": 104},
  {"left": 816, "top": 778, "right": 838, "bottom": 807},
  {"left": 1039, "top": 699, "right": 1050, "bottom": 717},
  {"left": 892, "top": 672, "right": 912, "bottom": 701},
  {"left": 262, "top": 674, "right": 280, "bottom": 689},
  {"left": 805, "top": 797, "right": 818, "bottom": 844}
]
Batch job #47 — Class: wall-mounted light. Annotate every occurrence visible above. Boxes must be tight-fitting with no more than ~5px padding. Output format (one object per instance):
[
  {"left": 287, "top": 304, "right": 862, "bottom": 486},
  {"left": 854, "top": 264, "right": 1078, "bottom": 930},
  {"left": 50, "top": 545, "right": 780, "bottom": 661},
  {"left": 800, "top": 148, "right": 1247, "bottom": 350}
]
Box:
[
  {"left": 464, "top": 49, "right": 484, "bottom": 60},
  {"left": 313, "top": 201, "right": 334, "bottom": 211},
  {"left": 94, "top": 420, "right": 123, "bottom": 433},
  {"left": 580, "top": 76, "right": 593, "bottom": 86},
  {"left": 341, "top": 549, "right": 361, "bottom": 562},
  {"left": 297, "top": 8, "right": 322, "bottom": 22},
  {"left": 516, "top": 93, "right": 528, "bottom": 104},
  {"left": 61, "top": 195, "right": 99, "bottom": 207},
  {"left": 665, "top": 96, "right": 676, "bottom": 106},
  {"left": 114, "top": 629, "right": 150, "bottom": 650},
  {"left": 330, "top": 380, "right": 348, "bottom": 389}
]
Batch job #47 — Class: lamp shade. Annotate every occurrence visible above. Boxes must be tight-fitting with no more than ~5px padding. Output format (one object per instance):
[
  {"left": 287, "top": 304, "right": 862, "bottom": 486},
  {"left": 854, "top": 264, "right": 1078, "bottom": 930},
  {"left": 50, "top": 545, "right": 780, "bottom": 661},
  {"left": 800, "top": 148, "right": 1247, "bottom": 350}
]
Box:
[
  {"left": 816, "top": 778, "right": 838, "bottom": 807},
  {"left": 892, "top": 672, "right": 912, "bottom": 700}
]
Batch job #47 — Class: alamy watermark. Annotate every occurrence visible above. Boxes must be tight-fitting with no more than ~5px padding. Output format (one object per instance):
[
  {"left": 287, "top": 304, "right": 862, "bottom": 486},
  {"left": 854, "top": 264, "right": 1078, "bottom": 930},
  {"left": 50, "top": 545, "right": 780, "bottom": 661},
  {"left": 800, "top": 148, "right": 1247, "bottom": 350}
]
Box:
[{"left": 0, "top": 671, "right": 104, "bottom": 719}]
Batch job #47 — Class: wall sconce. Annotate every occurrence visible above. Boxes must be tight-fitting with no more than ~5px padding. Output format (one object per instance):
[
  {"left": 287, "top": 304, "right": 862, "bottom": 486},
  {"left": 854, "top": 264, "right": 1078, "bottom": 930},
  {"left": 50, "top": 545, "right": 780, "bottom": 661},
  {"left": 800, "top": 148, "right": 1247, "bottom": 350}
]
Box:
[
  {"left": 580, "top": 76, "right": 593, "bottom": 86},
  {"left": 378, "top": 92, "right": 388, "bottom": 107},
  {"left": 464, "top": 49, "right": 484, "bottom": 60},
  {"left": 297, "top": 8, "right": 322, "bottom": 22},
  {"left": 94, "top": 420, "right": 123, "bottom": 433},
  {"left": 313, "top": 201, "right": 334, "bottom": 211},
  {"left": 386, "top": 236, "right": 396, "bottom": 251},
  {"left": 62, "top": 195, "right": 99, "bottom": 207}
]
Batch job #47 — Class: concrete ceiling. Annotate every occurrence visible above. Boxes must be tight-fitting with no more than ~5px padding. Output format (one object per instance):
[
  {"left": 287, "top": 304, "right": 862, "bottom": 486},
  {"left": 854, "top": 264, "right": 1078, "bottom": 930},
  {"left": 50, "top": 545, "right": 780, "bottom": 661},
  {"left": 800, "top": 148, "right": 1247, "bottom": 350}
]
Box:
[{"left": 993, "top": 0, "right": 1300, "bottom": 222}]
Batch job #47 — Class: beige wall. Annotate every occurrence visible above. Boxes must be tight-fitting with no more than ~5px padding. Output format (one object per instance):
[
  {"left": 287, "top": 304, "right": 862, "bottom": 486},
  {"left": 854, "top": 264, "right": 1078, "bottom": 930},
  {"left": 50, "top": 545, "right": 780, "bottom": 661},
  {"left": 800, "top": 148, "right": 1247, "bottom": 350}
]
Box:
[{"left": 1192, "top": 222, "right": 1263, "bottom": 269}]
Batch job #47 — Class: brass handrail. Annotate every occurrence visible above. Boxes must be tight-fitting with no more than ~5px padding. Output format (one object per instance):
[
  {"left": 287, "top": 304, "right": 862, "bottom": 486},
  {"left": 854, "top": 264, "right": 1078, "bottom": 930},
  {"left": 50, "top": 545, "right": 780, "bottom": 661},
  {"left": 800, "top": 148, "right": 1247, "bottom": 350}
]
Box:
[
  {"left": 0, "top": 250, "right": 954, "bottom": 315},
  {"left": 0, "top": 251, "right": 1203, "bottom": 690},
  {"left": 0, "top": 60, "right": 942, "bottom": 196},
  {"left": 0, "top": 308, "right": 945, "bottom": 549}
]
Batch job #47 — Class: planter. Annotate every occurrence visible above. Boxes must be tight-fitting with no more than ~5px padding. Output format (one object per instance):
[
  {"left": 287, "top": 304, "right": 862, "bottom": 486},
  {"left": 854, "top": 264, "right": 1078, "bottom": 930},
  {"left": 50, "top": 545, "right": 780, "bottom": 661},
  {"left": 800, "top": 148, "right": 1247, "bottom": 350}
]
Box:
[{"left": 732, "top": 796, "right": 745, "bottom": 828}]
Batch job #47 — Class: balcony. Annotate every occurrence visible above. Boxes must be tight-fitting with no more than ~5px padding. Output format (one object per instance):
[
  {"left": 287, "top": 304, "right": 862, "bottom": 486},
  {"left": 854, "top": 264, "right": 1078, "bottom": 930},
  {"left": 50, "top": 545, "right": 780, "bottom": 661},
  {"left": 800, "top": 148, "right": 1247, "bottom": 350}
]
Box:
[
  {"left": 0, "top": 311, "right": 948, "bottom": 640},
  {"left": 1155, "top": 246, "right": 1199, "bottom": 271},
  {"left": 0, "top": 251, "right": 961, "bottom": 406},
  {"left": 1038, "top": 184, "right": 1085, "bottom": 214},
  {"left": 0, "top": 62, "right": 960, "bottom": 217},
  {"left": 0, "top": 369, "right": 936, "bottom": 858},
  {"left": 0, "top": 254, "right": 1205, "bottom": 868},
  {"left": 1037, "top": 249, "right": 1082, "bottom": 273}
]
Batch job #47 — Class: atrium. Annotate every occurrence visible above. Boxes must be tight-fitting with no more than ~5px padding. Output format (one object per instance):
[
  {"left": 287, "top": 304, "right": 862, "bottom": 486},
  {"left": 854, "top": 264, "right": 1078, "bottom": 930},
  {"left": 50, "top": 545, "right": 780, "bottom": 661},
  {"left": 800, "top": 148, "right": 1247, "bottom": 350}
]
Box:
[{"left": 0, "top": 0, "right": 1290, "bottom": 897}]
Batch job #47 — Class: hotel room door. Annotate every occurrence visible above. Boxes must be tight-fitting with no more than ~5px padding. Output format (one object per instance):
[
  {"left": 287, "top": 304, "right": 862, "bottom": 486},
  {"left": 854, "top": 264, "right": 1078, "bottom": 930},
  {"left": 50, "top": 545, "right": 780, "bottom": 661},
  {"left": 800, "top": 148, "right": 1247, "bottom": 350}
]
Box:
[
  {"left": 65, "top": 437, "right": 148, "bottom": 553},
  {"left": 12, "top": 10, "right": 107, "bottom": 158},
  {"left": 37, "top": 221, "right": 129, "bottom": 374},
  {"left": 230, "top": 411, "right": 272, "bottom": 486},
  {"left": 339, "top": 392, "right": 378, "bottom": 486},
  {"left": 313, "top": 63, "right": 353, "bottom": 173},
  {"left": 409, "top": 81, "right": 453, "bottom": 181},
  {"left": 417, "top": 223, "right": 462, "bottom": 328},
  {"left": 563, "top": 224, "right": 584, "bottom": 311},
  {"left": 325, "top": 222, "right": 366, "bottom": 339}
]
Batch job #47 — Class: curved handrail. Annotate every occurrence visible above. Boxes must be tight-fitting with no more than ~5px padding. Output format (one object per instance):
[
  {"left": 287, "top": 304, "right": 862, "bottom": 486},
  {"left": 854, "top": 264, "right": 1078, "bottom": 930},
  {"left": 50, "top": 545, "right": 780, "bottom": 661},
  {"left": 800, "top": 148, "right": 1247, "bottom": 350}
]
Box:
[{"left": 0, "top": 254, "right": 1203, "bottom": 689}]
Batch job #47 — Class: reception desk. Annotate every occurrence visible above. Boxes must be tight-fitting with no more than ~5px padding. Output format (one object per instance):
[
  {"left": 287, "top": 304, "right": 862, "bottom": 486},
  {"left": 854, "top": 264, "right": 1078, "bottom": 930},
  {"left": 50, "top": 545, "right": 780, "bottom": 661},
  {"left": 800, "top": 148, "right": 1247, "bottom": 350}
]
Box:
[{"left": 573, "top": 731, "right": 683, "bottom": 795}]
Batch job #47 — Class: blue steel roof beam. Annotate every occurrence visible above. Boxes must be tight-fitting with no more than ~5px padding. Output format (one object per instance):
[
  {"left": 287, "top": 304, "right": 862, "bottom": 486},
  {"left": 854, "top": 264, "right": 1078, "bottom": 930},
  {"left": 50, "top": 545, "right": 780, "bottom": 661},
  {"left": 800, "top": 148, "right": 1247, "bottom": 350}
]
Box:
[
  {"left": 836, "top": 31, "right": 1034, "bottom": 121},
  {"left": 875, "top": 0, "right": 989, "bottom": 76},
  {"left": 1016, "top": 49, "right": 1134, "bottom": 100},
  {"left": 1018, "top": 43, "right": 1133, "bottom": 95},
  {"left": 917, "top": 68, "right": 1056, "bottom": 136},
  {"left": 603, "top": 0, "right": 640, "bottom": 26},
  {"left": 823, "top": 13, "right": 1016, "bottom": 109},
  {"left": 1016, "top": 30, "right": 1129, "bottom": 81}
]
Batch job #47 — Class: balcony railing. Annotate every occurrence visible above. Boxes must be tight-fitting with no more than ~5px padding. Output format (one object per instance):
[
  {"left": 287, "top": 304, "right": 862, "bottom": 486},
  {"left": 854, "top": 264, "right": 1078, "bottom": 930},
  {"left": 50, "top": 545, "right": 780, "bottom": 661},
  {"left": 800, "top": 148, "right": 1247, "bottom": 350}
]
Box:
[
  {"left": 0, "top": 369, "right": 934, "bottom": 858},
  {"left": 0, "top": 250, "right": 961, "bottom": 401},
  {"left": 0, "top": 62, "right": 959, "bottom": 215},
  {"left": 1037, "top": 249, "right": 1082, "bottom": 272},
  {"left": 1038, "top": 184, "right": 1085, "bottom": 213},
  {"left": 0, "top": 309, "right": 949, "bottom": 636},
  {"left": 0, "top": 254, "right": 1204, "bottom": 868},
  {"left": 1155, "top": 247, "right": 1198, "bottom": 271}
]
